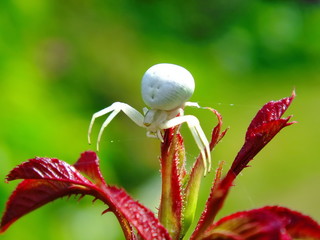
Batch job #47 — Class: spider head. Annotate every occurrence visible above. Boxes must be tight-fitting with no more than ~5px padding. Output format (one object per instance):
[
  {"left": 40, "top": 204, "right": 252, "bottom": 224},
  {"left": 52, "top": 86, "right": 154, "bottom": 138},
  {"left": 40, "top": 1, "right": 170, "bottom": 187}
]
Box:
[{"left": 143, "top": 109, "right": 169, "bottom": 129}]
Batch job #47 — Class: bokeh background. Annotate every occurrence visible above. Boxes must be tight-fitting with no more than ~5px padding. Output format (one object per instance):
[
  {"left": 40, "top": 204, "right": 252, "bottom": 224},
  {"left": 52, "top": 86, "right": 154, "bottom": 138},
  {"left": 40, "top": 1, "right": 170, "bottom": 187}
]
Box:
[{"left": 1, "top": 0, "right": 319, "bottom": 239}]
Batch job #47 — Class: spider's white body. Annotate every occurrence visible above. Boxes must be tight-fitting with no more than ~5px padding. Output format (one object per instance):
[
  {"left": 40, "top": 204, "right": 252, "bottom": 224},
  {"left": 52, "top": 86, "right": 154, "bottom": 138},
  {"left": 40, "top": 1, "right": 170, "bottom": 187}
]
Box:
[
  {"left": 141, "top": 63, "right": 195, "bottom": 110},
  {"left": 88, "top": 63, "right": 211, "bottom": 175}
]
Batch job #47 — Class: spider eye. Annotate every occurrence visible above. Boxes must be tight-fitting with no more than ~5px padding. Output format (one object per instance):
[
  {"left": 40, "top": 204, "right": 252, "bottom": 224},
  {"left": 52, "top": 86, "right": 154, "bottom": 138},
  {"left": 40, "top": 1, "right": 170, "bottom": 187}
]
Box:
[{"left": 141, "top": 63, "right": 195, "bottom": 111}]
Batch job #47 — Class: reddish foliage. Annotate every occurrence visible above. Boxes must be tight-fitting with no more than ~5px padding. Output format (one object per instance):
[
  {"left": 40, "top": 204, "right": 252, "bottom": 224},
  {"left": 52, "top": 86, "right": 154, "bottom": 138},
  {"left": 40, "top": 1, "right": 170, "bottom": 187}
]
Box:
[
  {"left": 0, "top": 152, "right": 171, "bottom": 240},
  {"left": 73, "top": 151, "right": 107, "bottom": 186},
  {"left": 231, "top": 91, "right": 296, "bottom": 176},
  {"left": 202, "top": 208, "right": 287, "bottom": 240},
  {"left": 201, "top": 206, "right": 320, "bottom": 240},
  {"left": 264, "top": 206, "right": 320, "bottom": 239},
  {"left": 191, "top": 92, "right": 300, "bottom": 239},
  {"left": 159, "top": 128, "right": 184, "bottom": 239},
  {"left": 1, "top": 179, "right": 94, "bottom": 233},
  {"left": 1, "top": 92, "right": 320, "bottom": 240}
]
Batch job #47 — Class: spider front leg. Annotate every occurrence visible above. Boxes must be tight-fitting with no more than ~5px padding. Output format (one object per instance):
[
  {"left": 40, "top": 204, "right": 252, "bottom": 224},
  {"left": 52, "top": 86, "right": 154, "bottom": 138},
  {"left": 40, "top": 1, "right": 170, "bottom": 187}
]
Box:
[
  {"left": 146, "top": 130, "right": 164, "bottom": 142},
  {"left": 88, "top": 102, "right": 144, "bottom": 151},
  {"left": 184, "top": 101, "right": 201, "bottom": 108},
  {"left": 160, "top": 115, "right": 211, "bottom": 176}
]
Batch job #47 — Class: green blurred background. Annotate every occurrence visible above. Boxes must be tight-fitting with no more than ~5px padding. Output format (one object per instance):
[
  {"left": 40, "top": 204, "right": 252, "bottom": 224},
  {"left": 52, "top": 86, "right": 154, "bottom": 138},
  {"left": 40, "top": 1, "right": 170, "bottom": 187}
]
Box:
[{"left": 1, "top": 0, "right": 319, "bottom": 239}]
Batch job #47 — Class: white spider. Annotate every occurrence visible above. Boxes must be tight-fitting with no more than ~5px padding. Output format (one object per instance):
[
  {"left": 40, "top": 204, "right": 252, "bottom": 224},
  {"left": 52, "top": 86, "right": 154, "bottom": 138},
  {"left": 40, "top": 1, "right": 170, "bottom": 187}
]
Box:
[{"left": 88, "top": 63, "right": 211, "bottom": 175}]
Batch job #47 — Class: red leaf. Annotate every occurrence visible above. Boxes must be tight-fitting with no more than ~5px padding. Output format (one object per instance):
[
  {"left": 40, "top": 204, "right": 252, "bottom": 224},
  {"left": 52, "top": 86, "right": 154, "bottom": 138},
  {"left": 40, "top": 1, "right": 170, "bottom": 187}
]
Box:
[
  {"left": 1, "top": 157, "right": 97, "bottom": 233},
  {"left": 73, "top": 151, "right": 106, "bottom": 187},
  {"left": 6, "top": 157, "right": 92, "bottom": 185},
  {"left": 158, "top": 127, "right": 184, "bottom": 239},
  {"left": 1, "top": 152, "right": 171, "bottom": 240},
  {"left": 230, "top": 91, "right": 296, "bottom": 175},
  {"left": 74, "top": 152, "right": 171, "bottom": 240},
  {"left": 265, "top": 206, "right": 320, "bottom": 239},
  {"left": 0, "top": 179, "right": 94, "bottom": 233},
  {"left": 207, "top": 108, "right": 228, "bottom": 150},
  {"left": 197, "top": 206, "right": 320, "bottom": 240},
  {"left": 104, "top": 186, "right": 171, "bottom": 240},
  {"left": 190, "top": 173, "right": 235, "bottom": 240},
  {"left": 200, "top": 207, "right": 289, "bottom": 240},
  {"left": 191, "top": 93, "right": 296, "bottom": 239}
]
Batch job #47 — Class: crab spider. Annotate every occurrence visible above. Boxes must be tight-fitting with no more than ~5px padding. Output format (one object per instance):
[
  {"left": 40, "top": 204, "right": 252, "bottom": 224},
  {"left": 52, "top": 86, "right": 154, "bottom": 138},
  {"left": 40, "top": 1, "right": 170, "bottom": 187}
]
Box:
[{"left": 88, "top": 63, "right": 211, "bottom": 175}]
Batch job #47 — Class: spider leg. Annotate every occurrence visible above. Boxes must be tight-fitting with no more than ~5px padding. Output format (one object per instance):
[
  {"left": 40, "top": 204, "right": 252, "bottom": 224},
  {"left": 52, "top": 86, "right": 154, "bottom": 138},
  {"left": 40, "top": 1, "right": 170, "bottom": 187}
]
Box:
[
  {"left": 159, "top": 115, "right": 211, "bottom": 175},
  {"left": 143, "top": 107, "right": 148, "bottom": 115},
  {"left": 96, "top": 109, "right": 121, "bottom": 151},
  {"left": 157, "top": 129, "right": 164, "bottom": 142},
  {"left": 184, "top": 101, "right": 201, "bottom": 108},
  {"left": 193, "top": 123, "right": 211, "bottom": 172},
  {"left": 88, "top": 105, "right": 117, "bottom": 144},
  {"left": 146, "top": 131, "right": 158, "bottom": 139},
  {"left": 88, "top": 102, "right": 144, "bottom": 150}
]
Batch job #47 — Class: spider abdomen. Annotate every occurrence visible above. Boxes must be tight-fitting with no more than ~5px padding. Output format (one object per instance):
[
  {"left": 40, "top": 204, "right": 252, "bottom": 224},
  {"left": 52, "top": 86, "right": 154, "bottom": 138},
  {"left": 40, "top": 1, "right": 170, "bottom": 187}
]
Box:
[{"left": 141, "top": 63, "right": 195, "bottom": 111}]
